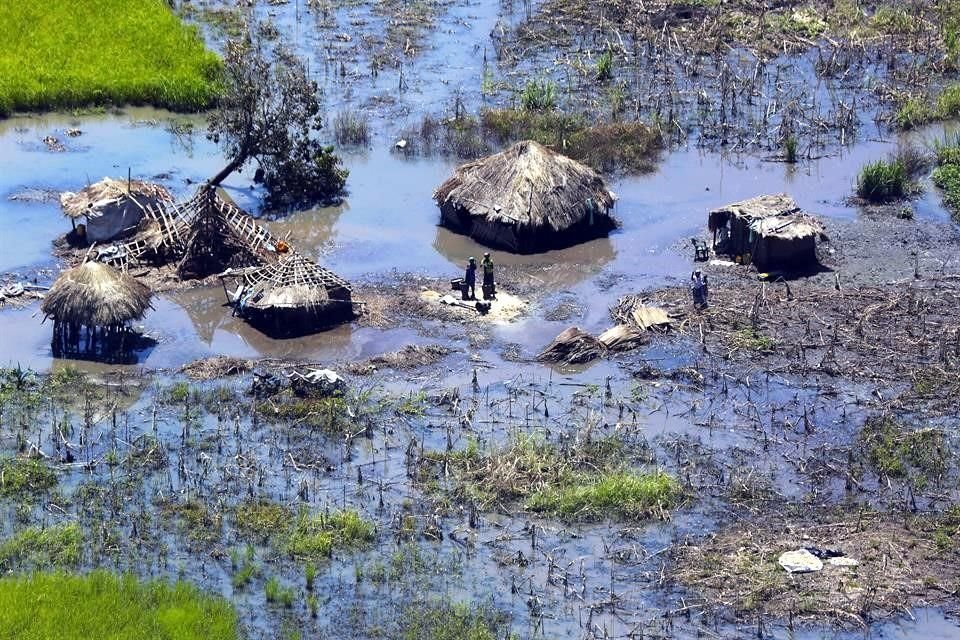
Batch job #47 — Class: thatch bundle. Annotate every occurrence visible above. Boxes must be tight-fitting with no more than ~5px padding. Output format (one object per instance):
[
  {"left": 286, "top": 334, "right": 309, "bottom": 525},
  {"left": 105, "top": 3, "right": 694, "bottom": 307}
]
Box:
[
  {"left": 433, "top": 140, "right": 617, "bottom": 253},
  {"left": 60, "top": 178, "right": 173, "bottom": 243},
  {"left": 41, "top": 261, "right": 153, "bottom": 327}
]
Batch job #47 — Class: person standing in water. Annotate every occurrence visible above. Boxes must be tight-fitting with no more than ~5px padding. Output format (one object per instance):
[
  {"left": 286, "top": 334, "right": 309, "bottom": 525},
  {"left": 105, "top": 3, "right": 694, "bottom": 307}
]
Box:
[
  {"left": 463, "top": 257, "right": 477, "bottom": 300},
  {"left": 481, "top": 252, "right": 495, "bottom": 299}
]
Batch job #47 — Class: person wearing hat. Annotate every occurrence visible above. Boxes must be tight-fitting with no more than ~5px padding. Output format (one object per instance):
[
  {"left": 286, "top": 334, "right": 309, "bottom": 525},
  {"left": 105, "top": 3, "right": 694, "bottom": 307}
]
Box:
[
  {"left": 481, "top": 252, "right": 495, "bottom": 300},
  {"left": 463, "top": 257, "right": 477, "bottom": 300}
]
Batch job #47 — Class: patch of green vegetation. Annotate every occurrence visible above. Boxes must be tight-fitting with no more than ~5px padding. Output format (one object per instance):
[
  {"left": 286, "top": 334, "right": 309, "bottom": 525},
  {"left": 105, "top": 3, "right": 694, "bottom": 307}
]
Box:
[
  {"left": 235, "top": 500, "right": 292, "bottom": 540},
  {"left": 871, "top": 5, "right": 915, "bottom": 35},
  {"left": 0, "top": 0, "right": 221, "bottom": 116},
  {"left": 857, "top": 159, "right": 909, "bottom": 202},
  {"left": 396, "top": 391, "right": 428, "bottom": 417},
  {"left": 520, "top": 78, "right": 557, "bottom": 111},
  {"left": 783, "top": 135, "right": 798, "bottom": 163},
  {"left": 230, "top": 545, "right": 257, "bottom": 590},
  {"left": 256, "top": 394, "right": 351, "bottom": 432},
  {"left": 159, "top": 498, "right": 222, "bottom": 544},
  {"left": 0, "top": 523, "right": 82, "bottom": 569},
  {"left": 527, "top": 470, "right": 680, "bottom": 519},
  {"left": 769, "top": 8, "right": 828, "bottom": 38},
  {"left": 596, "top": 50, "right": 613, "bottom": 82},
  {"left": 894, "top": 97, "right": 934, "bottom": 130},
  {"left": 933, "top": 132, "right": 960, "bottom": 216},
  {"left": 733, "top": 327, "right": 776, "bottom": 352},
  {"left": 859, "top": 417, "right": 948, "bottom": 483},
  {"left": 479, "top": 109, "right": 662, "bottom": 173},
  {"left": 0, "top": 457, "right": 57, "bottom": 498},
  {"left": 282, "top": 509, "right": 376, "bottom": 560},
  {"left": 423, "top": 433, "right": 677, "bottom": 521},
  {"left": 264, "top": 576, "right": 296, "bottom": 608},
  {"left": 399, "top": 600, "right": 509, "bottom": 640},
  {"left": 0, "top": 570, "right": 238, "bottom": 640}
]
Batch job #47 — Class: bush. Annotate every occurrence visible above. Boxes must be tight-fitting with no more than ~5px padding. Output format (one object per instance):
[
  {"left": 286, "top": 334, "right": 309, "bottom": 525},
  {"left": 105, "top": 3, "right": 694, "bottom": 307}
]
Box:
[
  {"left": 333, "top": 110, "right": 371, "bottom": 146},
  {"left": 596, "top": 50, "right": 613, "bottom": 82},
  {"left": 856, "top": 159, "right": 908, "bottom": 202},
  {"left": 520, "top": 78, "right": 556, "bottom": 111}
]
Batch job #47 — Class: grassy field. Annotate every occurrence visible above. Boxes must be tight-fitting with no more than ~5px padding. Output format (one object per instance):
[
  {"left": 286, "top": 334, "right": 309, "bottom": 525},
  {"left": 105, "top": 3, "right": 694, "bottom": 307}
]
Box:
[
  {"left": 0, "top": 0, "right": 221, "bottom": 115},
  {"left": 0, "top": 571, "right": 238, "bottom": 640}
]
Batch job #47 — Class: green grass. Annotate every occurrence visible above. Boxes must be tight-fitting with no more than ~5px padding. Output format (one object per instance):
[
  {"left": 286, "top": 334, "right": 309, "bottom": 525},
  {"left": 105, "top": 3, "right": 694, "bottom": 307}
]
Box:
[
  {"left": 264, "top": 576, "right": 296, "bottom": 608},
  {"left": 856, "top": 159, "right": 909, "bottom": 202},
  {"left": 0, "top": 523, "right": 82, "bottom": 570},
  {"left": 933, "top": 132, "right": 960, "bottom": 217},
  {"left": 0, "top": 457, "right": 57, "bottom": 498},
  {"left": 0, "top": 0, "right": 221, "bottom": 115},
  {"left": 0, "top": 571, "right": 238, "bottom": 640},
  {"left": 399, "top": 601, "right": 507, "bottom": 640},
  {"left": 520, "top": 78, "right": 556, "bottom": 111},
  {"left": 526, "top": 471, "right": 680, "bottom": 519},
  {"left": 859, "top": 417, "right": 948, "bottom": 483},
  {"left": 282, "top": 509, "right": 376, "bottom": 560}
]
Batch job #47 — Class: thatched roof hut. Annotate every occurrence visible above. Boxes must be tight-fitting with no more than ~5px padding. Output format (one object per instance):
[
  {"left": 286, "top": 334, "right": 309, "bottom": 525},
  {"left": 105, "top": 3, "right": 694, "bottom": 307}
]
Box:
[
  {"left": 41, "top": 261, "right": 153, "bottom": 328},
  {"left": 433, "top": 140, "right": 617, "bottom": 253},
  {"left": 708, "top": 194, "right": 825, "bottom": 271},
  {"left": 219, "top": 251, "right": 353, "bottom": 337},
  {"left": 60, "top": 178, "right": 173, "bottom": 243}
]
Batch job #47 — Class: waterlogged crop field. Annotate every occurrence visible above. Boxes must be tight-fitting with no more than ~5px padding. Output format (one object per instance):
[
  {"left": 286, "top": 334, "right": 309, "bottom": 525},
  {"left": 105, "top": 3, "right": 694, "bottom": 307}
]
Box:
[
  {"left": 4, "top": 0, "right": 960, "bottom": 637},
  {"left": 0, "top": 0, "right": 220, "bottom": 115}
]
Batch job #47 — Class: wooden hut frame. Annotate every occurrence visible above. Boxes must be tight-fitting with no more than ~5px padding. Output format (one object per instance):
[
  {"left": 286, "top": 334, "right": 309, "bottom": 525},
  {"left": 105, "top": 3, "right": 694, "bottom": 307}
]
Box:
[{"left": 219, "top": 251, "right": 354, "bottom": 337}]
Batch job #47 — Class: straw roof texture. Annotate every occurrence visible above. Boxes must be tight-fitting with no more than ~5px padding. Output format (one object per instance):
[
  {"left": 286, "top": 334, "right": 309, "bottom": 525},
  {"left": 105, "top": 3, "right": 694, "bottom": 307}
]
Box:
[
  {"left": 41, "top": 262, "right": 153, "bottom": 326},
  {"left": 60, "top": 178, "right": 173, "bottom": 219},
  {"left": 709, "top": 193, "right": 824, "bottom": 240},
  {"left": 433, "top": 140, "right": 616, "bottom": 233}
]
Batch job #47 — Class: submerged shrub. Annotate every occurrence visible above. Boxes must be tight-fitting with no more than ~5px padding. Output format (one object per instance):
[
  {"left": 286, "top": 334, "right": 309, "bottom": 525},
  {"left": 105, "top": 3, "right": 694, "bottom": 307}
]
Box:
[
  {"left": 333, "top": 109, "right": 371, "bottom": 146},
  {"left": 856, "top": 159, "right": 908, "bottom": 202},
  {"left": 0, "top": 457, "right": 57, "bottom": 498}
]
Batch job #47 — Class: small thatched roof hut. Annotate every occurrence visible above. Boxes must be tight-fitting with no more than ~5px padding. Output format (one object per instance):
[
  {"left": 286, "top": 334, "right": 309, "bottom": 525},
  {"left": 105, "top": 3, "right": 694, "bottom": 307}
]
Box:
[
  {"left": 60, "top": 178, "right": 173, "bottom": 243},
  {"left": 708, "top": 194, "right": 825, "bottom": 271},
  {"left": 41, "top": 261, "right": 153, "bottom": 328},
  {"left": 433, "top": 140, "right": 617, "bottom": 253},
  {"left": 219, "top": 252, "right": 353, "bottom": 337}
]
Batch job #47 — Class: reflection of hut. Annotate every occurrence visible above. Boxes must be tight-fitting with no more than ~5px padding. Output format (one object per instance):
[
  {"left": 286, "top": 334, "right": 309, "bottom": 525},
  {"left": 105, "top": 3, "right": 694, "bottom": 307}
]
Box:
[
  {"left": 433, "top": 140, "right": 617, "bottom": 253},
  {"left": 41, "top": 261, "right": 153, "bottom": 359},
  {"left": 60, "top": 178, "right": 173, "bottom": 243},
  {"left": 219, "top": 252, "right": 354, "bottom": 338},
  {"left": 708, "top": 194, "right": 825, "bottom": 271}
]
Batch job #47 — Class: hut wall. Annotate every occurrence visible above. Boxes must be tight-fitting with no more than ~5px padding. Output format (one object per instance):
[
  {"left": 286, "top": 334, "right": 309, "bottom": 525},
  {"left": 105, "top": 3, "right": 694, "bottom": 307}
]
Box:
[
  {"left": 753, "top": 235, "right": 816, "bottom": 271},
  {"left": 242, "top": 302, "right": 354, "bottom": 338}
]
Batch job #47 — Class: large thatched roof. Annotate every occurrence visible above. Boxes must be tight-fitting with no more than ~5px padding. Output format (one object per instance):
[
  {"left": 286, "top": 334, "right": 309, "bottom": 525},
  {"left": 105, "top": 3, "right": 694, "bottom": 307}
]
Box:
[
  {"left": 433, "top": 140, "right": 617, "bottom": 251},
  {"left": 60, "top": 178, "right": 173, "bottom": 219},
  {"left": 41, "top": 262, "right": 153, "bottom": 326}
]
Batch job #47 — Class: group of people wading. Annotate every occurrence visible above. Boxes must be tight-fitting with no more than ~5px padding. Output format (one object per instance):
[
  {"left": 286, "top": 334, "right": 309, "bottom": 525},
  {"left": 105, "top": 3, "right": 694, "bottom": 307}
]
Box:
[{"left": 462, "top": 252, "right": 496, "bottom": 301}]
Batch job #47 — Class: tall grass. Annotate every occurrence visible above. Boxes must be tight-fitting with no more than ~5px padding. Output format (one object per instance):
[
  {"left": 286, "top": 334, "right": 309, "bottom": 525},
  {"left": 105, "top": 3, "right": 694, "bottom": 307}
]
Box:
[
  {"left": 520, "top": 79, "right": 556, "bottom": 111},
  {"left": 0, "top": 0, "right": 222, "bottom": 115},
  {"left": 856, "top": 159, "right": 909, "bottom": 202},
  {"left": 526, "top": 471, "right": 681, "bottom": 519},
  {"left": 0, "top": 571, "right": 239, "bottom": 640},
  {"left": 933, "top": 132, "right": 960, "bottom": 217}
]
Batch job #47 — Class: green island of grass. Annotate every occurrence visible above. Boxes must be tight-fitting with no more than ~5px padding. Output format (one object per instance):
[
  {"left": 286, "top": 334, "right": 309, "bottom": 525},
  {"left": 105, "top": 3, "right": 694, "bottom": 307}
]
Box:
[
  {"left": 0, "top": 0, "right": 221, "bottom": 116},
  {"left": 0, "top": 571, "right": 238, "bottom": 640}
]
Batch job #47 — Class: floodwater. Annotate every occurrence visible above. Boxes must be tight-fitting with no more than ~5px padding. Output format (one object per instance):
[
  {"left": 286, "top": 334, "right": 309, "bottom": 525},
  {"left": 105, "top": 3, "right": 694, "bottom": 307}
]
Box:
[
  {"left": 0, "top": 107, "right": 954, "bottom": 370},
  {"left": 3, "top": 2, "right": 960, "bottom": 638}
]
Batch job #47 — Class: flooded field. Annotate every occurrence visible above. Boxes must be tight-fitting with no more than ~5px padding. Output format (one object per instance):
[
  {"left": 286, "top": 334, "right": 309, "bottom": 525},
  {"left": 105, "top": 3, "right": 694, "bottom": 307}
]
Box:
[{"left": 3, "top": 0, "right": 960, "bottom": 638}]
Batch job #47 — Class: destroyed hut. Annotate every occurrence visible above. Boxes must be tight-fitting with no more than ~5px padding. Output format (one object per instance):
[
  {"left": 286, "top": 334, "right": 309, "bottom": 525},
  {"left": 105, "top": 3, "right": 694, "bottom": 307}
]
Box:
[
  {"left": 41, "top": 261, "right": 153, "bottom": 359},
  {"left": 219, "top": 251, "right": 354, "bottom": 337},
  {"left": 60, "top": 178, "right": 173, "bottom": 243},
  {"left": 433, "top": 140, "right": 617, "bottom": 253},
  {"left": 708, "top": 194, "right": 825, "bottom": 271}
]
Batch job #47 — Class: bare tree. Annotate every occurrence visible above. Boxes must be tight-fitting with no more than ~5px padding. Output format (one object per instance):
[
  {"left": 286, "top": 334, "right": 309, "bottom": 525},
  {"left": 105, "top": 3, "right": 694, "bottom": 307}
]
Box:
[{"left": 207, "top": 39, "right": 347, "bottom": 210}]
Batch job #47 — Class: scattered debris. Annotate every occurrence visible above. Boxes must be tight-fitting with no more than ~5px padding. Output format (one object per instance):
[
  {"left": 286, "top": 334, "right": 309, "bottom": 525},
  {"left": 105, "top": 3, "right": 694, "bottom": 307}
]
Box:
[
  {"left": 778, "top": 549, "right": 823, "bottom": 574},
  {"left": 180, "top": 356, "right": 253, "bottom": 380},
  {"left": 537, "top": 327, "right": 604, "bottom": 364},
  {"left": 289, "top": 368, "right": 345, "bottom": 397}
]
